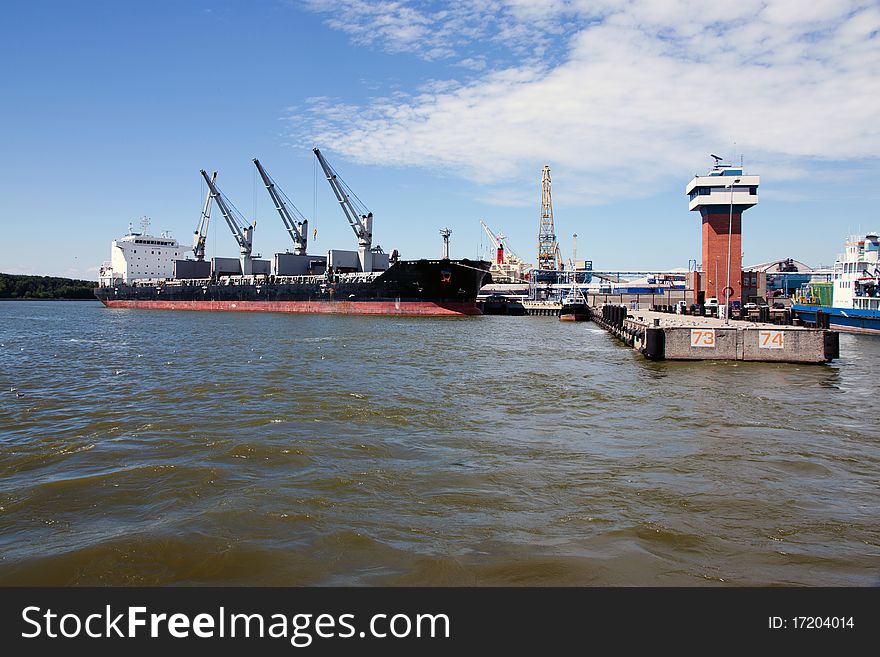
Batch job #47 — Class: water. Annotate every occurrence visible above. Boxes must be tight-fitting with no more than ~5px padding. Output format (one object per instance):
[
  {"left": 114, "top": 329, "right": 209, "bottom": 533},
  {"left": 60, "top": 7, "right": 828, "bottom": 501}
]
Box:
[{"left": 0, "top": 300, "right": 878, "bottom": 585}]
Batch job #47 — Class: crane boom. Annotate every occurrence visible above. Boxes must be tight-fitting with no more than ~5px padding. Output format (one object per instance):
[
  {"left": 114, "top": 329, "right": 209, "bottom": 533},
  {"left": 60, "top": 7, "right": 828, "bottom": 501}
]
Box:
[
  {"left": 480, "top": 220, "right": 501, "bottom": 250},
  {"left": 192, "top": 171, "right": 216, "bottom": 261},
  {"left": 480, "top": 220, "right": 524, "bottom": 262},
  {"left": 252, "top": 159, "right": 307, "bottom": 255},
  {"left": 313, "top": 148, "right": 373, "bottom": 272},
  {"left": 199, "top": 169, "right": 254, "bottom": 275}
]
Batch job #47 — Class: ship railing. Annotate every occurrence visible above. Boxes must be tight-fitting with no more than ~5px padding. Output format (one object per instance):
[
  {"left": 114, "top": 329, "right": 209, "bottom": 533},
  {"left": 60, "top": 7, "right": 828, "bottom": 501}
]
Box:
[
  {"left": 163, "top": 278, "right": 213, "bottom": 287},
  {"left": 522, "top": 299, "right": 564, "bottom": 306},
  {"left": 274, "top": 275, "right": 325, "bottom": 285},
  {"left": 335, "top": 272, "right": 382, "bottom": 284}
]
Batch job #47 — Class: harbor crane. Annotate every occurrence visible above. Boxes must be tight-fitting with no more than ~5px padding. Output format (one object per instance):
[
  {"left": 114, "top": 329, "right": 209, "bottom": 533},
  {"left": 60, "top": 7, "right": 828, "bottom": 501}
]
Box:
[
  {"left": 253, "top": 159, "right": 308, "bottom": 256},
  {"left": 313, "top": 148, "right": 373, "bottom": 272},
  {"left": 199, "top": 169, "right": 255, "bottom": 275},
  {"left": 192, "top": 171, "right": 216, "bottom": 261},
  {"left": 538, "top": 165, "right": 562, "bottom": 271}
]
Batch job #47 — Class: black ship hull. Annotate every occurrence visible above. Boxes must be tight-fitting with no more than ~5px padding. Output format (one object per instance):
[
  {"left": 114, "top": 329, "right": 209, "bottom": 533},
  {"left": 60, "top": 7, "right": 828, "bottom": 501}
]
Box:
[{"left": 95, "top": 259, "right": 492, "bottom": 316}]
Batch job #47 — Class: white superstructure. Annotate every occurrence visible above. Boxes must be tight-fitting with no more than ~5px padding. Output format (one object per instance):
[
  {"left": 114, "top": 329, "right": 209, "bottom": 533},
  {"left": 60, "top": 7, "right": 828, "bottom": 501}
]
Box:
[
  {"left": 99, "top": 218, "right": 183, "bottom": 286},
  {"left": 832, "top": 233, "right": 880, "bottom": 311}
]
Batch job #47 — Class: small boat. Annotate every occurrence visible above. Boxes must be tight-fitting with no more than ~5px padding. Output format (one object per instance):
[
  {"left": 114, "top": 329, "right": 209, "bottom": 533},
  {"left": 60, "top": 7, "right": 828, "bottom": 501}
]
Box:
[{"left": 559, "top": 280, "right": 590, "bottom": 321}]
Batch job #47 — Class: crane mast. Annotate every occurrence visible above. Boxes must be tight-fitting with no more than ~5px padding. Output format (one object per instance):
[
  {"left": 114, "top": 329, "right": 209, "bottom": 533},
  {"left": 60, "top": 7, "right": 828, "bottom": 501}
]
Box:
[
  {"left": 199, "top": 169, "right": 254, "bottom": 275},
  {"left": 252, "top": 159, "right": 308, "bottom": 256},
  {"left": 538, "top": 165, "right": 561, "bottom": 271},
  {"left": 312, "top": 148, "right": 373, "bottom": 272},
  {"left": 192, "top": 171, "right": 216, "bottom": 261}
]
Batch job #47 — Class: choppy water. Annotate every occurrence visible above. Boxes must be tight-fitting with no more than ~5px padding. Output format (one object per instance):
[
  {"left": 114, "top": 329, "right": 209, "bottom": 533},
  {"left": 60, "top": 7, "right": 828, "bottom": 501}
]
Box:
[{"left": 0, "top": 300, "right": 878, "bottom": 585}]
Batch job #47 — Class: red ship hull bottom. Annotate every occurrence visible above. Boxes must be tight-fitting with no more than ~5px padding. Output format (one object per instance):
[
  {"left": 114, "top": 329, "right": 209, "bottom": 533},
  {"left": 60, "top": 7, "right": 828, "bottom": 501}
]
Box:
[{"left": 100, "top": 299, "right": 482, "bottom": 316}]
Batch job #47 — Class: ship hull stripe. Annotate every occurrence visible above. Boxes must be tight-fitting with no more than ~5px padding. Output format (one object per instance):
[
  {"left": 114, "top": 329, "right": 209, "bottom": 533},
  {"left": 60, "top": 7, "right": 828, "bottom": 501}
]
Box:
[
  {"left": 793, "top": 305, "right": 880, "bottom": 334},
  {"left": 100, "top": 299, "right": 481, "bottom": 316}
]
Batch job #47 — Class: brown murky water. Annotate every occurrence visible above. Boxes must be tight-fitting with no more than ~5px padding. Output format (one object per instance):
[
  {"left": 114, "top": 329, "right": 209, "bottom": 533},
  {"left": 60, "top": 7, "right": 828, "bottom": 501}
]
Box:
[{"left": 1, "top": 300, "right": 878, "bottom": 585}]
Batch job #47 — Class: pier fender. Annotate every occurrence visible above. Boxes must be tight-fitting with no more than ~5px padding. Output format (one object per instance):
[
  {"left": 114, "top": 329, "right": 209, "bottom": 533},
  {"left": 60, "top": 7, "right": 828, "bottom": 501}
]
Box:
[
  {"left": 823, "top": 330, "right": 839, "bottom": 361},
  {"left": 643, "top": 327, "right": 666, "bottom": 360}
]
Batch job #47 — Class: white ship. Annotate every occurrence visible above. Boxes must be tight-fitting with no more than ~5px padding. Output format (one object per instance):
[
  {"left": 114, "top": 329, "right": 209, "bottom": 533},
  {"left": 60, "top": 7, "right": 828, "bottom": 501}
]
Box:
[{"left": 794, "top": 233, "right": 880, "bottom": 333}]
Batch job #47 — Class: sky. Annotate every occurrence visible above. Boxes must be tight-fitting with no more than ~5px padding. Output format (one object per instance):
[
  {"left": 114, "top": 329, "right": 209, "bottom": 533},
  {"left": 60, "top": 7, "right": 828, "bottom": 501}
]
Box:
[{"left": 1, "top": 0, "right": 878, "bottom": 279}]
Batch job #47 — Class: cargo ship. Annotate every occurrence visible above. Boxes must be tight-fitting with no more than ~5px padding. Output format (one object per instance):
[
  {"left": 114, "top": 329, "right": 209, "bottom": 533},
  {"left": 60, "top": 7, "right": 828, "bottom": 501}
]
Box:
[
  {"left": 96, "top": 257, "right": 491, "bottom": 316},
  {"left": 95, "top": 151, "right": 491, "bottom": 316},
  {"left": 793, "top": 232, "right": 880, "bottom": 334}
]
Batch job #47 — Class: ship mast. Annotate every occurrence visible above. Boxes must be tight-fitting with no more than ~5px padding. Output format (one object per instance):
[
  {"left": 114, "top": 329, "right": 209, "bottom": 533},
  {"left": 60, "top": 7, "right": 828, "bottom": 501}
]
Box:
[{"left": 440, "top": 228, "right": 452, "bottom": 259}]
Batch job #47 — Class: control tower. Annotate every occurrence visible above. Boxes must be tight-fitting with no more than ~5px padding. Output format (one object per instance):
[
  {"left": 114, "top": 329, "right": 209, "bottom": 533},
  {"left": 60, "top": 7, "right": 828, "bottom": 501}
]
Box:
[{"left": 685, "top": 157, "right": 759, "bottom": 304}]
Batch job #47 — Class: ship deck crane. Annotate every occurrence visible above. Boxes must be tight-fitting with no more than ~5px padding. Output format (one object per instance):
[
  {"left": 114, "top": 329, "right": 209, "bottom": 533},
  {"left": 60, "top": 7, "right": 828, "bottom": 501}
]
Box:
[
  {"left": 480, "top": 220, "right": 526, "bottom": 266},
  {"left": 313, "top": 148, "right": 373, "bottom": 272},
  {"left": 253, "top": 159, "right": 308, "bottom": 256},
  {"left": 192, "top": 171, "right": 216, "bottom": 261},
  {"left": 200, "top": 169, "right": 255, "bottom": 275}
]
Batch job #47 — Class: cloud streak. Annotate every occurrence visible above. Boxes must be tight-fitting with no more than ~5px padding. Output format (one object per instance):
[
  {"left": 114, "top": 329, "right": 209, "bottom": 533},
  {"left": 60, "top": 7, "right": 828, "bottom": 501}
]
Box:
[{"left": 294, "top": 0, "right": 880, "bottom": 207}]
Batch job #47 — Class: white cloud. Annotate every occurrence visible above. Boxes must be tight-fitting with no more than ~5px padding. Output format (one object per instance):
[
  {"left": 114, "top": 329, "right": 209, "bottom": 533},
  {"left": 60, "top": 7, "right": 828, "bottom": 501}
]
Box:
[
  {"left": 294, "top": 0, "right": 880, "bottom": 207},
  {"left": 301, "top": 0, "right": 586, "bottom": 62}
]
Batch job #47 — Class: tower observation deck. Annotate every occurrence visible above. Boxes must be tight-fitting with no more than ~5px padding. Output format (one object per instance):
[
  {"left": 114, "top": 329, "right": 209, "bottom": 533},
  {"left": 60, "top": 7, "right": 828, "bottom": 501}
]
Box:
[{"left": 685, "top": 159, "right": 759, "bottom": 304}]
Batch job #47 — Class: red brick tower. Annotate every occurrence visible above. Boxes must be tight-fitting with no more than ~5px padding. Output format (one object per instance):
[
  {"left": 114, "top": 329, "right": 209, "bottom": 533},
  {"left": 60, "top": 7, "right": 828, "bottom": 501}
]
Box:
[{"left": 685, "top": 159, "right": 759, "bottom": 306}]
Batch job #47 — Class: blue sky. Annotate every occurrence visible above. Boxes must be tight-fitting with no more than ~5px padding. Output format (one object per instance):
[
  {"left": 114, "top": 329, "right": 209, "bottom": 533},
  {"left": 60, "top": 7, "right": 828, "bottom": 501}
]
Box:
[{"left": 1, "top": 0, "right": 878, "bottom": 279}]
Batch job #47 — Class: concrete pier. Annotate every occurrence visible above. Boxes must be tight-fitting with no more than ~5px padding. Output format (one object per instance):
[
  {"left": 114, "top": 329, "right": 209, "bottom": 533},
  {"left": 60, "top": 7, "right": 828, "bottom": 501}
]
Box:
[
  {"left": 521, "top": 301, "right": 561, "bottom": 316},
  {"left": 592, "top": 306, "right": 839, "bottom": 363}
]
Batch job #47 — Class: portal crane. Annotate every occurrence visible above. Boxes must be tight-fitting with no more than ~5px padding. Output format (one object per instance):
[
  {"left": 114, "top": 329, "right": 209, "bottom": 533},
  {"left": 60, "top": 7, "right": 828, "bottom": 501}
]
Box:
[
  {"left": 538, "top": 165, "right": 561, "bottom": 271},
  {"left": 199, "top": 169, "right": 254, "bottom": 275},
  {"left": 252, "top": 159, "right": 308, "bottom": 255},
  {"left": 313, "top": 148, "right": 373, "bottom": 272},
  {"left": 192, "top": 171, "right": 216, "bottom": 261}
]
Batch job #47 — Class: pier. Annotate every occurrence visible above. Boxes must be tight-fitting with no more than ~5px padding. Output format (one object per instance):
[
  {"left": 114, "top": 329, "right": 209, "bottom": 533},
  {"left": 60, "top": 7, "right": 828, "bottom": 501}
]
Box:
[
  {"left": 521, "top": 300, "right": 561, "bottom": 316},
  {"left": 591, "top": 305, "right": 839, "bottom": 363}
]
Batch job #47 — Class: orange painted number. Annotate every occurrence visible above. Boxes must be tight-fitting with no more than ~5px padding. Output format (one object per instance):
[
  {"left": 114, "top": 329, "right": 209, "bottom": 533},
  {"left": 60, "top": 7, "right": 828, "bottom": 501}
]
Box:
[
  {"left": 759, "top": 330, "right": 784, "bottom": 349},
  {"left": 691, "top": 329, "right": 716, "bottom": 347}
]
